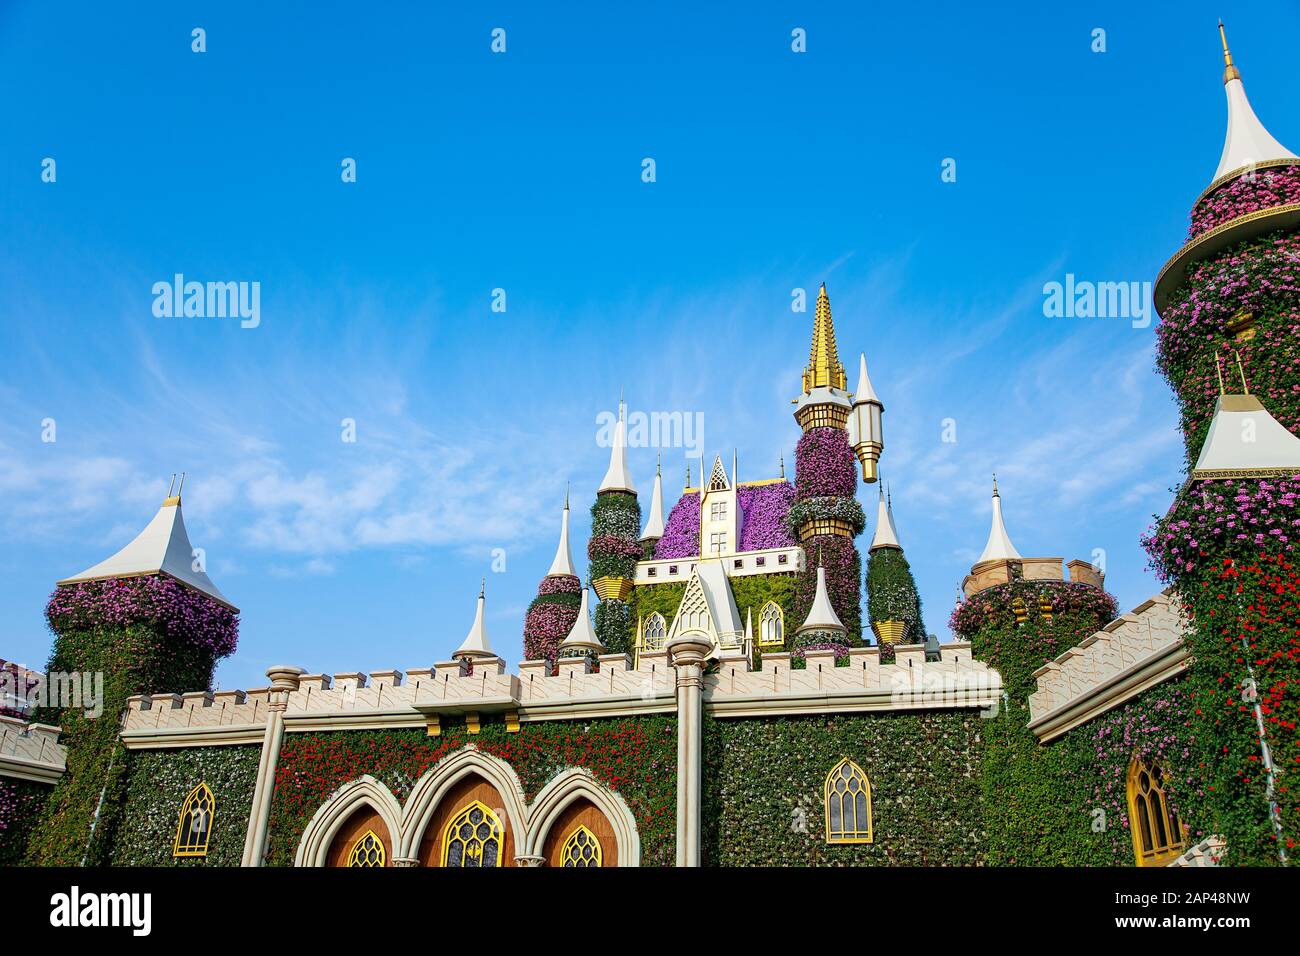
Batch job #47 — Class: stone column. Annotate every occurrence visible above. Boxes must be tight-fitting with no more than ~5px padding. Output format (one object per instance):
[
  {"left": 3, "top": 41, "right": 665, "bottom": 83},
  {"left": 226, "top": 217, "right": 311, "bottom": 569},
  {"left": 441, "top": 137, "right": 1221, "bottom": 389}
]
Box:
[
  {"left": 667, "top": 635, "right": 712, "bottom": 867},
  {"left": 514, "top": 854, "right": 547, "bottom": 867},
  {"left": 241, "top": 664, "right": 304, "bottom": 867}
]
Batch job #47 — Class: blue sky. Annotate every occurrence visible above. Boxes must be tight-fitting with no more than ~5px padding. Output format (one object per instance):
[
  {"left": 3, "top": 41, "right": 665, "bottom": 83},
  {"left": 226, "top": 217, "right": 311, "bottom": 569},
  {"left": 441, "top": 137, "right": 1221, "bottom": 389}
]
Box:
[{"left": 2, "top": 2, "right": 1298, "bottom": 691}]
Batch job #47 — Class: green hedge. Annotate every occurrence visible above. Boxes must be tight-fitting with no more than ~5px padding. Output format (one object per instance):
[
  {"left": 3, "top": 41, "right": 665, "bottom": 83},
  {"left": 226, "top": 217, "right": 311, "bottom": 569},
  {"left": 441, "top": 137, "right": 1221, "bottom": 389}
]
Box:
[
  {"left": 701, "top": 711, "right": 985, "bottom": 865},
  {"left": 109, "top": 745, "right": 260, "bottom": 866},
  {"left": 0, "top": 778, "right": 51, "bottom": 865}
]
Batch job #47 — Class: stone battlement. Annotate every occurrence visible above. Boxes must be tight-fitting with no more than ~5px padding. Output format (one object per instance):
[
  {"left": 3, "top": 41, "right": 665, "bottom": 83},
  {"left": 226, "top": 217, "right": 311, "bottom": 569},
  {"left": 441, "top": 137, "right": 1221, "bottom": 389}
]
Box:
[
  {"left": 0, "top": 715, "right": 67, "bottom": 783},
  {"left": 962, "top": 556, "right": 1104, "bottom": 598},
  {"left": 121, "top": 640, "right": 1002, "bottom": 749}
]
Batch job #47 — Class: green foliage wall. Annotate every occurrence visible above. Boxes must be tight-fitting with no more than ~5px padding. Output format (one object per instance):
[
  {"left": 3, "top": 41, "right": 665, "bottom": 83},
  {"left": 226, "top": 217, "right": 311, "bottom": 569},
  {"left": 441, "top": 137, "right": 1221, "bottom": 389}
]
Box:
[
  {"left": 265, "top": 717, "right": 677, "bottom": 867},
  {"left": 0, "top": 778, "right": 51, "bottom": 865},
  {"left": 108, "top": 745, "right": 260, "bottom": 866},
  {"left": 701, "top": 711, "right": 985, "bottom": 866},
  {"left": 26, "top": 622, "right": 221, "bottom": 865}
]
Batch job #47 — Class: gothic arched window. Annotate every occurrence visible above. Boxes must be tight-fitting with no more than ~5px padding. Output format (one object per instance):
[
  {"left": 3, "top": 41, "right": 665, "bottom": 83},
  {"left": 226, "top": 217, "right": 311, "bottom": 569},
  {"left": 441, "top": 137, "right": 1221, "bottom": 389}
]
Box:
[
  {"left": 1127, "top": 755, "right": 1186, "bottom": 866},
  {"left": 173, "top": 782, "right": 215, "bottom": 858},
  {"left": 442, "top": 800, "right": 503, "bottom": 867},
  {"left": 346, "top": 829, "right": 387, "bottom": 867},
  {"left": 560, "top": 825, "right": 603, "bottom": 867},
  {"left": 642, "top": 613, "right": 667, "bottom": 651},
  {"left": 758, "top": 601, "right": 785, "bottom": 647},
  {"left": 824, "top": 758, "right": 872, "bottom": 844}
]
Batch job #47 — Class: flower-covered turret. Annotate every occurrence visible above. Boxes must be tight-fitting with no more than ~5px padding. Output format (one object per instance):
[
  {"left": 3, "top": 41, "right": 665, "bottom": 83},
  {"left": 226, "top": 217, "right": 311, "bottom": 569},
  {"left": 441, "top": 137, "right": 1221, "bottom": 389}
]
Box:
[
  {"left": 522, "top": 496, "right": 583, "bottom": 666},
  {"left": 31, "top": 481, "right": 240, "bottom": 864},
  {"left": 589, "top": 397, "right": 642, "bottom": 654},
  {"left": 789, "top": 284, "right": 865, "bottom": 643},
  {"left": 865, "top": 486, "right": 924, "bottom": 659},
  {"left": 1142, "top": 23, "right": 1300, "bottom": 864}
]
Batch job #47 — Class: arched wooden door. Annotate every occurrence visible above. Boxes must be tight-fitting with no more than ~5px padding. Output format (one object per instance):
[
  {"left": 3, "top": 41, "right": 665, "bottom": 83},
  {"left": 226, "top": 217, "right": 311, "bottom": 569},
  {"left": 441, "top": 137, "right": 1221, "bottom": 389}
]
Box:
[
  {"left": 417, "top": 775, "right": 516, "bottom": 867},
  {"left": 542, "top": 797, "right": 618, "bottom": 867},
  {"left": 326, "top": 805, "right": 393, "bottom": 867}
]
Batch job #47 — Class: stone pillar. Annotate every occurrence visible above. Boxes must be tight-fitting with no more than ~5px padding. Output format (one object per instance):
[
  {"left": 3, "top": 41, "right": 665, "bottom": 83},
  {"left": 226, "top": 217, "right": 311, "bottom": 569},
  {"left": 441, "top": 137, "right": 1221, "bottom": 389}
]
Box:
[
  {"left": 515, "top": 854, "right": 547, "bottom": 867},
  {"left": 668, "top": 635, "right": 712, "bottom": 867},
  {"left": 241, "top": 664, "right": 304, "bottom": 867}
]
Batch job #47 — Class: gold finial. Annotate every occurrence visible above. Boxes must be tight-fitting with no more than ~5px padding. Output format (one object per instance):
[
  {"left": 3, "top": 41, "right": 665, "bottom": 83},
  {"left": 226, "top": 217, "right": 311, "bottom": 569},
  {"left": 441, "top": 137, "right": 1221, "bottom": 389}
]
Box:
[
  {"left": 992, "top": 473, "right": 999, "bottom": 496},
  {"left": 801, "top": 282, "right": 847, "bottom": 395},
  {"left": 1214, "top": 353, "right": 1226, "bottom": 395},
  {"left": 1232, "top": 349, "right": 1250, "bottom": 393},
  {"left": 685, "top": 463, "right": 691, "bottom": 489},
  {"left": 1219, "top": 20, "right": 1240, "bottom": 84}
]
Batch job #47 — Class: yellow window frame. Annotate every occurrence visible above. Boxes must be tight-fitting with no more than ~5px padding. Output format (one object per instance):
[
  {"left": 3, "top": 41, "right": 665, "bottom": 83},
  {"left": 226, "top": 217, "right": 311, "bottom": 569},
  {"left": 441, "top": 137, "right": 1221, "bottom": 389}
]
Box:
[
  {"left": 441, "top": 799, "right": 504, "bottom": 867},
  {"left": 173, "top": 781, "right": 216, "bottom": 858},
  {"left": 346, "top": 828, "right": 387, "bottom": 867},
  {"left": 824, "top": 758, "right": 872, "bottom": 844},
  {"left": 560, "top": 824, "right": 603, "bottom": 867},
  {"left": 1126, "top": 755, "right": 1187, "bottom": 867}
]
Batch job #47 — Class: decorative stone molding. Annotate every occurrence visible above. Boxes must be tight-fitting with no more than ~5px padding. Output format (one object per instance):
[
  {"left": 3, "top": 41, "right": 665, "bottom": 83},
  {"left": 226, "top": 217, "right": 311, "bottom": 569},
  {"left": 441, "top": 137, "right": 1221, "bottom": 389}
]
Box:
[
  {"left": 635, "top": 546, "right": 802, "bottom": 584},
  {"left": 963, "top": 556, "right": 1095, "bottom": 597},
  {"left": 1027, "top": 592, "right": 1189, "bottom": 742},
  {"left": 0, "top": 715, "right": 66, "bottom": 784},
  {"left": 523, "top": 767, "right": 641, "bottom": 867},
  {"left": 294, "top": 774, "right": 405, "bottom": 867}
]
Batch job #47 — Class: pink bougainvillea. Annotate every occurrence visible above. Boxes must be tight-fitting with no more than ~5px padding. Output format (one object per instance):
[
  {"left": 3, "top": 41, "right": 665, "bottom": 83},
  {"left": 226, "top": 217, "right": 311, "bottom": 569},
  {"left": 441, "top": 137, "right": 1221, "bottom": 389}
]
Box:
[
  {"left": 1189, "top": 165, "right": 1300, "bottom": 239},
  {"left": 795, "top": 427, "right": 858, "bottom": 499},
  {"left": 45, "top": 576, "right": 238, "bottom": 659}
]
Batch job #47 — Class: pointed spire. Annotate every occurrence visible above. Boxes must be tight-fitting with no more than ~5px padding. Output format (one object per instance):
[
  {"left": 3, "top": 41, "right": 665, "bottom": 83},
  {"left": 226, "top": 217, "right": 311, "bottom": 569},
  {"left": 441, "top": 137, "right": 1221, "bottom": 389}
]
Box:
[
  {"left": 1213, "top": 22, "right": 1297, "bottom": 180},
  {"left": 558, "top": 587, "right": 604, "bottom": 654},
  {"left": 853, "top": 352, "right": 880, "bottom": 405},
  {"left": 797, "top": 565, "right": 846, "bottom": 635},
  {"left": 870, "top": 483, "right": 901, "bottom": 551},
  {"left": 706, "top": 454, "right": 730, "bottom": 491},
  {"left": 744, "top": 606, "right": 753, "bottom": 645},
  {"left": 732, "top": 448, "right": 738, "bottom": 487},
  {"left": 977, "top": 474, "right": 1022, "bottom": 563},
  {"left": 801, "top": 283, "right": 848, "bottom": 395},
  {"left": 58, "top": 488, "right": 236, "bottom": 611},
  {"left": 546, "top": 494, "right": 577, "bottom": 577},
  {"left": 685, "top": 462, "right": 692, "bottom": 490},
  {"left": 598, "top": 396, "right": 636, "bottom": 494},
  {"left": 641, "top": 453, "right": 666, "bottom": 541},
  {"left": 454, "top": 580, "right": 494, "bottom": 659},
  {"left": 779, "top": 455, "right": 785, "bottom": 479}
]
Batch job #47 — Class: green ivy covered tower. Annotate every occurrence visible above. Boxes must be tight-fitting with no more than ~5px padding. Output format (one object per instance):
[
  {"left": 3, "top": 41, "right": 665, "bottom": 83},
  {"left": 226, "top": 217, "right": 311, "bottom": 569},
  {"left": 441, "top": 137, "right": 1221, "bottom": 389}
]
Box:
[
  {"left": 865, "top": 486, "right": 924, "bottom": 663},
  {"left": 1144, "top": 24, "right": 1300, "bottom": 865},
  {"left": 27, "top": 489, "right": 239, "bottom": 864},
  {"left": 588, "top": 398, "right": 642, "bottom": 655}
]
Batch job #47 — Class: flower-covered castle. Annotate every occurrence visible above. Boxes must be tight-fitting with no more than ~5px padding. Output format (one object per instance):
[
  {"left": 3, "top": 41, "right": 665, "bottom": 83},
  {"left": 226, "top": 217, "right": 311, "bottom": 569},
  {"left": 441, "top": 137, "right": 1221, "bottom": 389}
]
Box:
[{"left": 1, "top": 24, "right": 1297, "bottom": 869}]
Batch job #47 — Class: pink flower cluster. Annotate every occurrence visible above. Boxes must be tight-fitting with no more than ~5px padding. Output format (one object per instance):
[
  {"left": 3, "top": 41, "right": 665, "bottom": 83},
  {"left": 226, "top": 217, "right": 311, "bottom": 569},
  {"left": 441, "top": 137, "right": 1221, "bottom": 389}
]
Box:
[
  {"left": 1189, "top": 165, "right": 1300, "bottom": 239},
  {"left": 522, "top": 599, "right": 580, "bottom": 663},
  {"left": 948, "top": 581, "right": 1117, "bottom": 638},
  {"left": 795, "top": 427, "right": 857, "bottom": 499},
  {"left": 587, "top": 535, "right": 642, "bottom": 561},
  {"left": 45, "top": 576, "right": 239, "bottom": 659},
  {"left": 1142, "top": 478, "right": 1300, "bottom": 580},
  {"left": 537, "top": 574, "right": 581, "bottom": 596}
]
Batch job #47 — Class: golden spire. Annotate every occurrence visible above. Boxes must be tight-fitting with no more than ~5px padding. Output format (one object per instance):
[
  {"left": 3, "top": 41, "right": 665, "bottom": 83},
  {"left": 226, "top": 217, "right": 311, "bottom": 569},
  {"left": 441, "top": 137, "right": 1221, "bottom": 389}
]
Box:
[
  {"left": 1219, "top": 20, "right": 1240, "bottom": 84},
  {"left": 801, "top": 282, "right": 847, "bottom": 394}
]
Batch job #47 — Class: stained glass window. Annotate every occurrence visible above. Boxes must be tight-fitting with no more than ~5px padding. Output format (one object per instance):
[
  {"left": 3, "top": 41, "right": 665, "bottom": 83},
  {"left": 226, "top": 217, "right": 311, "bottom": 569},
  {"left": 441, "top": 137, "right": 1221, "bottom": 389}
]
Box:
[
  {"left": 173, "top": 782, "right": 215, "bottom": 858},
  {"left": 346, "top": 829, "right": 386, "bottom": 867},
  {"left": 758, "top": 601, "right": 784, "bottom": 647},
  {"left": 442, "top": 800, "right": 503, "bottom": 868},
  {"left": 1127, "top": 756, "right": 1186, "bottom": 866},
  {"left": 824, "top": 759, "right": 872, "bottom": 844},
  {"left": 560, "top": 825, "right": 603, "bottom": 867},
  {"left": 642, "top": 613, "right": 667, "bottom": 651}
]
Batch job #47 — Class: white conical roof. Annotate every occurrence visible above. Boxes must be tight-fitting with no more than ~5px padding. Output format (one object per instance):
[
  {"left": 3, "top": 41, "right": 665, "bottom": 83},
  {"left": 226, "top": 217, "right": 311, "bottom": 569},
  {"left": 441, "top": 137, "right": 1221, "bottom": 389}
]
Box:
[
  {"left": 1193, "top": 394, "right": 1300, "bottom": 478},
  {"left": 641, "top": 460, "right": 666, "bottom": 540},
  {"left": 1215, "top": 65, "right": 1296, "bottom": 180},
  {"left": 58, "top": 495, "right": 236, "bottom": 611},
  {"left": 869, "top": 487, "right": 901, "bottom": 551},
  {"left": 977, "top": 479, "right": 1021, "bottom": 563},
  {"left": 853, "top": 352, "right": 880, "bottom": 405},
  {"left": 453, "top": 584, "right": 494, "bottom": 659},
  {"left": 797, "top": 566, "right": 846, "bottom": 635},
  {"left": 598, "top": 399, "right": 636, "bottom": 494},
  {"left": 546, "top": 498, "right": 576, "bottom": 577},
  {"left": 559, "top": 587, "right": 604, "bottom": 653}
]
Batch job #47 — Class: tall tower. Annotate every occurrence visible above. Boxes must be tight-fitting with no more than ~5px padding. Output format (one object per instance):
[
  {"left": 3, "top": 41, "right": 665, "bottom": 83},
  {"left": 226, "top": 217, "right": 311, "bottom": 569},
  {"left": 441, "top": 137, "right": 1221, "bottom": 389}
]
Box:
[
  {"left": 522, "top": 494, "right": 583, "bottom": 667},
  {"left": 790, "top": 284, "right": 865, "bottom": 643},
  {"left": 29, "top": 485, "right": 239, "bottom": 864},
  {"left": 588, "top": 397, "right": 642, "bottom": 655},
  {"left": 1145, "top": 24, "right": 1300, "bottom": 864}
]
